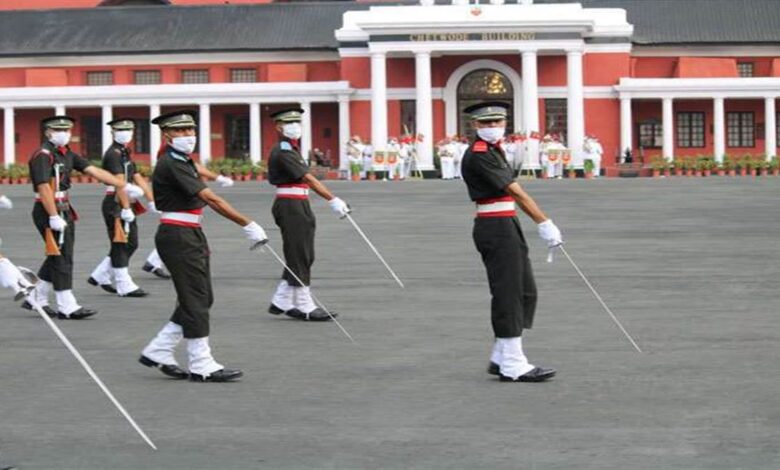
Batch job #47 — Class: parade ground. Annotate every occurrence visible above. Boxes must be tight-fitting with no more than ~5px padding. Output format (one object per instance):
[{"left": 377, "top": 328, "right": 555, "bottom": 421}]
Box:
[{"left": 0, "top": 177, "right": 778, "bottom": 470}]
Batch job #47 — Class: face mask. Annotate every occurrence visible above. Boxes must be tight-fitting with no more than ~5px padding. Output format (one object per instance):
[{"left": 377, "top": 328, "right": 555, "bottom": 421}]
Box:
[
  {"left": 476, "top": 127, "right": 505, "bottom": 144},
  {"left": 282, "top": 123, "right": 303, "bottom": 140},
  {"left": 49, "top": 131, "right": 71, "bottom": 147},
  {"left": 171, "top": 135, "right": 197, "bottom": 154},
  {"left": 114, "top": 130, "right": 133, "bottom": 145}
]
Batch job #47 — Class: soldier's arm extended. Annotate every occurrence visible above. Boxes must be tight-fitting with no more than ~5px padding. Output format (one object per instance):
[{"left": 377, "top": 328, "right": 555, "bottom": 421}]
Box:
[
  {"left": 505, "top": 181, "right": 548, "bottom": 224},
  {"left": 197, "top": 188, "right": 251, "bottom": 227},
  {"left": 133, "top": 172, "right": 154, "bottom": 202},
  {"left": 195, "top": 162, "right": 218, "bottom": 181},
  {"left": 302, "top": 173, "right": 336, "bottom": 201},
  {"left": 83, "top": 166, "right": 130, "bottom": 209}
]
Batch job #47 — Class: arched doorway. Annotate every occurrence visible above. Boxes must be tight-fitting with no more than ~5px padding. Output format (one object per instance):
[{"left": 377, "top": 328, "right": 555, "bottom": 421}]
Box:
[{"left": 457, "top": 69, "right": 514, "bottom": 138}]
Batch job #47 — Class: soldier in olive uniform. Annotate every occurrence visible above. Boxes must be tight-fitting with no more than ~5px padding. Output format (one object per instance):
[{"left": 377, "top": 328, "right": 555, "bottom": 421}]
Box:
[
  {"left": 460, "top": 102, "right": 563, "bottom": 382},
  {"left": 88, "top": 118, "right": 153, "bottom": 297},
  {"left": 139, "top": 110, "right": 268, "bottom": 383},
  {"left": 266, "top": 107, "right": 351, "bottom": 321},
  {"left": 23, "top": 116, "right": 145, "bottom": 319}
]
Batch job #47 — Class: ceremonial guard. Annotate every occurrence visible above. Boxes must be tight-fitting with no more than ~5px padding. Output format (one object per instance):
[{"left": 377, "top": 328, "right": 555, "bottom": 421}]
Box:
[
  {"left": 540, "top": 134, "right": 565, "bottom": 179},
  {"left": 266, "top": 107, "right": 351, "bottom": 321},
  {"left": 88, "top": 117, "right": 153, "bottom": 297},
  {"left": 24, "top": 116, "right": 144, "bottom": 319},
  {"left": 438, "top": 137, "right": 456, "bottom": 180},
  {"left": 139, "top": 110, "right": 267, "bottom": 382},
  {"left": 346, "top": 135, "right": 365, "bottom": 179},
  {"left": 460, "top": 102, "right": 563, "bottom": 382},
  {"left": 584, "top": 135, "right": 603, "bottom": 177},
  {"left": 386, "top": 137, "right": 402, "bottom": 180},
  {"left": 0, "top": 195, "right": 35, "bottom": 301}
]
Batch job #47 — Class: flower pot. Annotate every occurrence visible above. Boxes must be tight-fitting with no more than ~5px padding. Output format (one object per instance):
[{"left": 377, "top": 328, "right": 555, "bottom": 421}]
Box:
[
  {"left": 750, "top": 169, "right": 757, "bottom": 177},
  {"left": 703, "top": 170, "right": 711, "bottom": 177},
  {"left": 760, "top": 168, "right": 768, "bottom": 177},
  {"left": 351, "top": 173, "right": 360, "bottom": 182},
  {"left": 717, "top": 170, "right": 725, "bottom": 177},
  {"left": 694, "top": 170, "right": 702, "bottom": 177},
  {"left": 17, "top": 177, "right": 29, "bottom": 184},
  {"left": 728, "top": 169, "right": 736, "bottom": 177},
  {"left": 585, "top": 171, "right": 593, "bottom": 179},
  {"left": 368, "top": 173, "right": 376, "bottom": 181},
  {"left": 651, "top": 169, "right": 661, "bottom": 178},
  {"left": 740, "top": 168, "right": 748, "bottom": 176},
  {"left": 0, "top": 178, "right": 9, "bottom": 185},
  {"left": 663, "top": 169, "right": 671, "bottom": 177},
  {"left": 772, "top": 168, "right": 780, "bottom": 176}
]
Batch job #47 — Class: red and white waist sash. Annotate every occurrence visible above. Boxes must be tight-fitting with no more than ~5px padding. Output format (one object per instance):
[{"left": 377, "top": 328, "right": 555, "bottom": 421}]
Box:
[
  {"left": 34, "top": 191, "right": 68, "bottom": 202},
  {"left": 275, "top": 183, "right": 309, "bottom": 199},
  {"left": 475, "top": 196, "right": 516, "bottom": 218},
  {"left": 160, "top": 208, "right": 204, "bottom": 228}
]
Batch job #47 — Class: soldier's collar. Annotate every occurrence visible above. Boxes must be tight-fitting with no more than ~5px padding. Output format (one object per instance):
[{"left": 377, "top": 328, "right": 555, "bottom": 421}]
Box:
[
  {"left": 167, "top": 145, "right": 191, "bottom": 162},
  {"left": 281, "top": 136, "right": 300, "bottom": 149}
]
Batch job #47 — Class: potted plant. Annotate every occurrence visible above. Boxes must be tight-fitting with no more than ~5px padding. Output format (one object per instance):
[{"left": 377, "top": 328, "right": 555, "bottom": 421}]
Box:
[
  {"left": 649, "top": 157, "right": 666, "bottom": 178},
  {"left": 583, "top": 159, "right": 595, "bottom": 178},
  {"left": 696, "top": 157, "right": 713, "bottom": 177},
  {"left": 769, "top": 157, "right": 780, "bottom": 176},
  {"left": 0, "top": 166, "right": 8, "bottom": 185},
  {"left": 755, "top": 159, "right": 768, "bottom": 177},
  {"left": 673, "top": 159, "right": 686, "bottom": 176},
  {"left": 349, "top": 161, "right": 361, "bottom": 182},
  {"left": 8, "top": 164, "right": 23, "bottom": 185},
  {"left": 251, "top": 163, "right": 266, "bottom": 181}
]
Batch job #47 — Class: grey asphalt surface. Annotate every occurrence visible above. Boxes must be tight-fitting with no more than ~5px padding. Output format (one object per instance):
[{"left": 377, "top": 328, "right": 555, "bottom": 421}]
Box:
[{"left": 0, "top": 177, "right": 778, "bottom": 469}]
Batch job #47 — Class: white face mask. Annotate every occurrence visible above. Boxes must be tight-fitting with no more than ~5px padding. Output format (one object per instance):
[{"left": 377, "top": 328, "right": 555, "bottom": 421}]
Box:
[
  {"left": 282, "top": 122, "right": 303, "bottom": 140},
  {"left": 476, "top": 127, "right": 505, "bottom": 144},
  {"left": 171, "top": 135, "right": 197, "bottom": 155},
  {"left": 49, "top": 131, "right": 71, "bottom": 147},
  {"left": 114, "top": 130, "right": 134, "bottom": 145}
]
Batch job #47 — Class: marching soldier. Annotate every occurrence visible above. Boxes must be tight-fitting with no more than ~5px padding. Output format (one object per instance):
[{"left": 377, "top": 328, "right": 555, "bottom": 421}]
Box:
[
  {"left": 88, "top": 117, "right": 153, "bottom": 297},
  {"left": 23, "top": 116, "right": 145, "bottom": 319},
  {"left": 266, "top": 107, "right": 351, "bottom": 321},
  {"left": 139, "top": 110, "right": 268, "bottom": 382},
  {"left": 142, "top": 249, "right": 170, "bottom": 279},
  {"left": 460, "top": 102, "right": 563, "bottom": 382}
]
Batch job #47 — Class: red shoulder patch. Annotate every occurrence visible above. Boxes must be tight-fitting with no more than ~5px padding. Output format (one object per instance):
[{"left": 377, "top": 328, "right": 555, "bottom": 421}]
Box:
[{"left": 472, "top": 141, "right": 488, "bottom": 152}]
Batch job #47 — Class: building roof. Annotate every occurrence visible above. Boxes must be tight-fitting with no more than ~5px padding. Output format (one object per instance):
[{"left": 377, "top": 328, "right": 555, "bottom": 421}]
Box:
[{"left": 0, "top": 0, "right": 777, "bottom": 57}]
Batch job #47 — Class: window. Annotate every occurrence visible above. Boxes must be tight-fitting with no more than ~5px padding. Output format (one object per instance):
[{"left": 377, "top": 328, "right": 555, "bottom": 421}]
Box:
[
  {"left": 737, "top": 62, "right": 754, "bottom": 78},
  {"left": 677, "top": 112, "right": 705, "bottom": 148},
  {"left": 133, "top": 70, "right": 161, "bottom": 85},
  {"left": 133, "top": 119, "right": 150, "bottom": 154},
  {"left": 638, "top": 120, "right": 663, "bottom": 148},
  {"left": 86, "top": 71, "right": 114, "bottom": 86},
  {"left": 225, "top": 114, "right": 250, "bottom": 159},
  {"left": 544, "top": 99, "right": 567, "bottom": 141},
  {"left": 230, "top": 68, "right": 257, "bottom": 83},
  {"left": 727, "top": 112, "right": 754, "bottom": 147},
  {"left": 181, "top": 69, "right": 209, "bottom": 84},
  {"left": 400, "top": 100, "right": 416, "bottom": 136}
]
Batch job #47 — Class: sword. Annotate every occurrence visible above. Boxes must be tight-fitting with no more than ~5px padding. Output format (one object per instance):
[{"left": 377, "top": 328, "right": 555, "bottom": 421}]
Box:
[
  {"left": 553, "top": 246, "right": 643, "bottom": 353},
  {"left": 18, "top": 267, "right": 158, "bottom": 450},
  {"left": 250, "top": 243, "right": 357, "bottom": 344},
  {"left": 54, "top": 164, "right": 65, "bottom": 246},
  {"left": 344, "top": 214, "right": 405, "bottom": 289}
]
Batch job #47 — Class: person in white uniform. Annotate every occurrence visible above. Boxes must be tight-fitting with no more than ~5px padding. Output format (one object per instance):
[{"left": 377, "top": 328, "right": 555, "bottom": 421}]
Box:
[
  {"left": 438, "top": 137, "right": 456, "bottom": 180},
  {"left": 584, "top": 135, "right": 604, "bottom": 177},
  {"left": 346, "top": 135, "right": 365, "bottom": 179},
  {"left": 386, "top": 137, "right": 402, "bottom": 180},
  {"left": 541, "top": 134, "right": 566, "bottom": 179}
]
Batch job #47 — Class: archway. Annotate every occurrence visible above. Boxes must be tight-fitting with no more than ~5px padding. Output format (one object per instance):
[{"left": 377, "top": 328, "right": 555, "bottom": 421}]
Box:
[{"left": 457, "top": 69, "right": 514, "bottom": 138}]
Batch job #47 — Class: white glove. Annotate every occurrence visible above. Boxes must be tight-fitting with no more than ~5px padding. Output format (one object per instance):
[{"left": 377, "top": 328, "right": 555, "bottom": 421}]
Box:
[
  {"left": 216, "top": 175, "right": 234, "bottom": 188},
  {"left": 242, "top": 221, "right": 268, "bottom": 246},
  {"left": 120, "top": 208, "right": 135, "bottom": 223},
  {"left": 538, "top": 219, "right": 563, "bottom": 248},
  {"left": 148, "top": 201, "right": 162, "bottom": 215},
  {"left": 0, "top": 195, "right": 12, "bottom": 210},
  {"left": 49, "top": 215, "right": 67, "bottom": 232},
  {"left": 328, "top": 197, "right": 351, "bottom": 218},
  {"left": 123, "top": 183, "right": 145, "bottom": 200}
]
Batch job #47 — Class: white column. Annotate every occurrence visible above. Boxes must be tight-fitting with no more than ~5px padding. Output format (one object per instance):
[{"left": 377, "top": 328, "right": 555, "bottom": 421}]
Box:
[
  {"left": 101, "top": 104, "right": 113, "bottom": 153},
  {"left": 713, "top": 97, "right": 725, "bottom": 163},
  {"left": 620, "top": 97, "right": 632, "bottom": 159},
  {"left": 567, "top": 51, "right": 585, "bottom": 169},
  {"left": 522, "top": 51, "right": 540, "bottom": 169},
  {"left": 338, "top": 95, "right": 351, "bottom": 172},
  {"left": 198, "top": 103, "right": 211, "bottom": 165},
  {"left": 765, "top": 97, "right": 777, "bottom": 159},
  {"left": 55, "top": 105, "right": 66, "bottom": 116},
  {"left": 662, "top": 98, "right": 674, "bottom": 161},
  {"left": 415, "top": 51, "right": 434, "bottom": 171},
  {"left": 300, "top": 101, "right": 312, "bottom": 163},
  {"left": 249, "top": 102, "right": 262, "bottom": 165},
  {"left": 3, "top": 107, "right": 14, "bottom": 167},
  {"left": 371, "top": 52, "right": 388, "bottom": 151},
  {"left": 149, "top": 104, "right": 161, "bottom": 166}
]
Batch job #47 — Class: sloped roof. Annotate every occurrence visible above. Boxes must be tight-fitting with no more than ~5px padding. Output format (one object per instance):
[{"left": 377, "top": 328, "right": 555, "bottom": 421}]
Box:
[{"left": 0, "top": 0, "right": 777, "bottom": 57}]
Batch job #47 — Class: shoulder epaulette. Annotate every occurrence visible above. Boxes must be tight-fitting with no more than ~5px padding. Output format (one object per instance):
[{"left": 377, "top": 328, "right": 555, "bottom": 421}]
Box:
[
  {"left": 169, "top": 152, "right": 188, "bottom": 162},
  {"left": 280, "top": 141, "right": 293, "bottom": 151},
  {"left": 472, "top": 141, "right": 488, "bottom": 153}
]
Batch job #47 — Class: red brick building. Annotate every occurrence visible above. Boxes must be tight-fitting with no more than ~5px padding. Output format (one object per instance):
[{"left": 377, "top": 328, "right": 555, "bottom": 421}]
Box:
[{"left": 0, "top": 0, "right": 778, "bottom": 173}]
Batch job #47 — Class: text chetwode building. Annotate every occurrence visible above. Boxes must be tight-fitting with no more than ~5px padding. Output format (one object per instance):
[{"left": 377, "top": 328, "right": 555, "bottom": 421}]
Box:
[{"left": 0, "top": 0, "right": 778, "bottom": 173}]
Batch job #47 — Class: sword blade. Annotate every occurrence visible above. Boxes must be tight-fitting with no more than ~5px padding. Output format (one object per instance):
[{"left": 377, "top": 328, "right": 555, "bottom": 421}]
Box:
[
  {"left": 24, "top": 295, "right": 158, "bottom": 450},
  {"left": 252, "top": 243, "right": 357, "bottom": 344},
  {"left": 557, "top": 245, "right": 643, "bottom": 354},
  {"left": 344, "top": 214, "right": 405, "bottom": 289}
]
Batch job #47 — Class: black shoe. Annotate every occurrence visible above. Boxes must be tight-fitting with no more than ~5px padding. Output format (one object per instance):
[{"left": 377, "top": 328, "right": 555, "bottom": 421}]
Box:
[
  {"left": 190, "top": 368, "right": 243, "bottom": 383},
  {"left": 121, "top": 288, "right": 149, "bottom": 298},
  {"left": 143, "top": 263, "right": 171, "bottom": 279},
  {"left": 21, "top": 301, "right": 56, "bottom": 317},
  {"left": 499, "top": 367, "right": 556, "bottom": 383},
  {"left": 138, "top": 355, "right": 189, "bottom": 380},
  {"left": 268, "top": 303, "right": 286, "bottom": 315},
  {"left": 285, "top": 307, "right": 337, "bottom": 322},
  {"left": 487, "top": 362, "right": 500, "bottom": 376},
  {"left": 57, "top": 307, "right": 98, "bottom": 320},
  {"left": 87, "top": 276, "right": 117, "bottom": 294}
]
